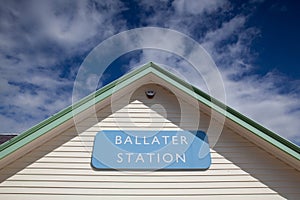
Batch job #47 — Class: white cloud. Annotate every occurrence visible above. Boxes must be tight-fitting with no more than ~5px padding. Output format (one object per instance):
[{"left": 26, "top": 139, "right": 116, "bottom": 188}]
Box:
[
  {"left": 0, "top": 0, "right": 125, "bottom": 66},
  {"left": 202, "top": 16, "right": 246, "bottom": 48},
  {"left": 172, "top": 0, "right": 228, "bottom": 15},
  {"left": 0, "top": 0, "right": 126, "bottom": 133},
  {"left": 223, "top": 70, "right": 300, "bottom": 140}
]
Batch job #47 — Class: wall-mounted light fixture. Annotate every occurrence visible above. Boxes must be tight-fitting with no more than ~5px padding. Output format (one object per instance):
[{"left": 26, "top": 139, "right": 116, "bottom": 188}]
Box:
[{"left": 145, "top": 90, "right": 156, "bottom": 99}]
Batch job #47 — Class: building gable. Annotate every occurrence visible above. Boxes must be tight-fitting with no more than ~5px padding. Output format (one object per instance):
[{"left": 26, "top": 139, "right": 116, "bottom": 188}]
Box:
[{"left": 0, "top": 62, "right": 299, "bottom": 199}]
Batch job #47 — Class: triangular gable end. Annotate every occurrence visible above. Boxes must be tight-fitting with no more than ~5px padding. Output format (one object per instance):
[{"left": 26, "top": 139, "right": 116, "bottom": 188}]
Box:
[
  {"left": 1, "top": 62, "right": 300, "bottom": 199},
  {"left": 0, "top": 62, "right": 299, "bottom": 170}
]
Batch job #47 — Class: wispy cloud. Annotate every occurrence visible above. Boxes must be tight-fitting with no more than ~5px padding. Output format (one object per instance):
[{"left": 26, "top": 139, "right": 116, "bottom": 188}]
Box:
[
  {"left": 172, "top": 0, "right": 228, "bottom": 15},
  {"left": 0, "top": 0, "right": 126, "bottom": 132}
]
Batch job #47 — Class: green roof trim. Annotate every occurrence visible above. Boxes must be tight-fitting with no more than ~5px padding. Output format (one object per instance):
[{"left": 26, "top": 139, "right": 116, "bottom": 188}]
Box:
[{"left": 0, "top": 62, "right": 299, "bottom": 162}]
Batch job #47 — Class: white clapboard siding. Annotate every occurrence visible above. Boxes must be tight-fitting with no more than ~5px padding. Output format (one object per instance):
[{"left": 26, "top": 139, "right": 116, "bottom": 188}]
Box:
[
  {"left": 0, "top": 195, "right": 287, "bottom": 200},
  {"left": 0, "top": 83, "right": 299, "bottom": 200}
]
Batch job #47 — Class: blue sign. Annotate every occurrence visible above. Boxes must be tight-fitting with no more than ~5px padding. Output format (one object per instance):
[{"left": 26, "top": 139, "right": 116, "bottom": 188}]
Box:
[{"left": 91, "top": 130, "right": 211, "bottom": 170}]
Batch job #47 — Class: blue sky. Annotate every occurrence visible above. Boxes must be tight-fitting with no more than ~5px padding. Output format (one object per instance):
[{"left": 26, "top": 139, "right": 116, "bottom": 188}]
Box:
[{"left": 0, "top": 0, "right": 299, "bottom": 145}]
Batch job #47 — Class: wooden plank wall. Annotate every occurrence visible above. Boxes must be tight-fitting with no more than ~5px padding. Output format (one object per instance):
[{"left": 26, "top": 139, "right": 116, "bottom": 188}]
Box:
[{"left": 0, "top": 84, "right": 299, "bottom": 199}]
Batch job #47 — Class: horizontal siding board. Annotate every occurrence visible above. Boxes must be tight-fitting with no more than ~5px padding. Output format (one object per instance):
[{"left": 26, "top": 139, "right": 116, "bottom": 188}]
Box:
[
  {"left": 0, "top": 194, "right": 287, "bottom": 200},
  {"left": 9, "top": 162, "right": 244, "bottom": 170},
  {"left": 0, "top": 188, "right": 278, "bottom": 195},
  {"left": 75, "top": 127, "right": 185, "bottom": 132},
  {"left": 1, "top": 168, "right": 251, "bottom": 176},
  {"left": 13, "top": 162, "right": 293, "bottom": 170},
  {"left": 1, "top": 181, "right": 271, "bottom": 189},
  {"left": 49, "top": 142, "right": 255, "bottom": 148},
  {"left": 2, "top": 174, "right": 299, "bottom": 183},
  {"left": 51, "top": 136, "right": 252, "bottom": 145},
  {"left": 21, "top": 154, "right": 280, "bottom": 165},
  {"left": 7, "top": 174, "right": 300, "bottom": 184},
  {"left": 2, "top": 168, "right": 298, "bottom": 178},
  {"left": 18, "top": 148, "right": 297, "bottom": 168},
  {"left": 4, "top": 174, "right": 262, "bottom": 182},
  {"left": 96, "top": 112, "right": 200, "bottom": 117}
]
